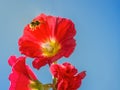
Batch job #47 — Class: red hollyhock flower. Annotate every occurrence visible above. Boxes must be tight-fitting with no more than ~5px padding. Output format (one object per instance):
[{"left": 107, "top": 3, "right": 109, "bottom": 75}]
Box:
[
  {"left": 8, "top": 56, "right": 42, "bottom": 90},
  {"left": 18, "top": 13, "right": 76, "bottom": 69},
  {"left": 50, "top": 62, "right": 86, "bottom": 90}
]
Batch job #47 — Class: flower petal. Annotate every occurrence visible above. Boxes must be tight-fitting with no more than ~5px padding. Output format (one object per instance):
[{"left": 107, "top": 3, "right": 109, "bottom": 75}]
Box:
[
  {"left": 32, "top": 57, "right": 49, "bottom": 70},
  {"left": 8, "top": 56, "right": 17, "bottom": 67}
]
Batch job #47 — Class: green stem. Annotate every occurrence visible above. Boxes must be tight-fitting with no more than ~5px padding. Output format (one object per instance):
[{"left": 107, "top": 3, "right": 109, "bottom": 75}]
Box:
[
  {"left": 51, "top": 61, "right": 58, "bottom": 90},
  {"left": 52, "top": 76, "right": 57, "bottom": 90},
  {"left": 43, "top": 83, "right": 53, "bottom": 90}
]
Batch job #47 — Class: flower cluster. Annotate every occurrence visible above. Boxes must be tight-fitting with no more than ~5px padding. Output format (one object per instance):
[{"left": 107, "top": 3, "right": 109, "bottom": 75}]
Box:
[{"left": 8, "top": 13, "right": 86, "bottom": 90}]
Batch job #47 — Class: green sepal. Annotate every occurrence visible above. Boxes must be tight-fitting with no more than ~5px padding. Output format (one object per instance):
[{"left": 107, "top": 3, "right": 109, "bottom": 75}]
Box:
[{"left": 29, "top": 80, "right": 44, "bottom": 90}]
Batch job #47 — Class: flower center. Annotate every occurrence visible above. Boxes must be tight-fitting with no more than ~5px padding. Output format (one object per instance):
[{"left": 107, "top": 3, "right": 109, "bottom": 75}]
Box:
[{"left": 41, "top": 39, "right": 61, "bottom": 57}]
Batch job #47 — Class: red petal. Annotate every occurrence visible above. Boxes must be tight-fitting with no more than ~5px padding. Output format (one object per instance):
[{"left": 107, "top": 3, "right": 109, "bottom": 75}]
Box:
[
  {"left": 78, "top": 71, "right": 86, "bottom": 79},
  {"left": 8, "top": 56, "right": 17, "bottom": 67},
  {"left": 19, "top": 39, "right": 41, "bottom": 58},
  {"left": 32, "top": 57, "right": 49, "bottom": 70},
  {"left": 55, "top": 18, "right": 76, "bottom": 42}
]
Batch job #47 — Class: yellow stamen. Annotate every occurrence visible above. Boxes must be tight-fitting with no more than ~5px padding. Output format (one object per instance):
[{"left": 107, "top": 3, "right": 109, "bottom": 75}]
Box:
[{"left": 41, "top": 38, "right": 61, "bottom": 57}]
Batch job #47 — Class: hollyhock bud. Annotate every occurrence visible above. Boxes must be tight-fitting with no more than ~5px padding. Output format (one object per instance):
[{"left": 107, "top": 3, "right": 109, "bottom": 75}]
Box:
[{"left": 50, "top": 62, "right": 86, "bottom": 90}]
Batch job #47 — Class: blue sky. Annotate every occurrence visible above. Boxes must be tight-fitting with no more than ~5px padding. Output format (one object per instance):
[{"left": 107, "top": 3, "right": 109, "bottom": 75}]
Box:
[{"left": 0, "top": 0, "right": 120, "bottom": 90}]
